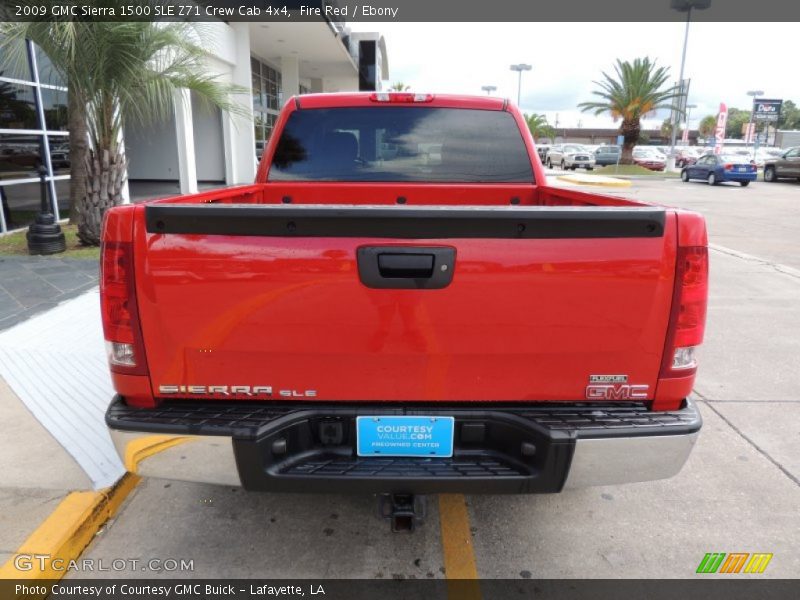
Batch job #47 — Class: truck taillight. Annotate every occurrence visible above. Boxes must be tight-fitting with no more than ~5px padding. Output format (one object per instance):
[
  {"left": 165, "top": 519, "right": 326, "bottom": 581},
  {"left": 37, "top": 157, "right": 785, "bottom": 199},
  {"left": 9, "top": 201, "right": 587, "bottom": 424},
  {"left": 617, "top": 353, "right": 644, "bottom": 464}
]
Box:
[
  {"left": 101, "top": 241, "right": 148, "bottom": 375},
  {"left": 369, "top": 92, "right": 434, "bottom": 103},
  {"left": 660, "top": 246, "right": 708, "bottom": 378}
]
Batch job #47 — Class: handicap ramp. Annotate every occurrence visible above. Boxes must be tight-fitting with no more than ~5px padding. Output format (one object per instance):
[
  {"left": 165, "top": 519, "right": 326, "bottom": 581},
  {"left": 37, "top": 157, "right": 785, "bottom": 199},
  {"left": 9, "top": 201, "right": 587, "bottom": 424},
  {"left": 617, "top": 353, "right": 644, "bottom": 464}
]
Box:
[{"left": 0, "top": 289, "right": 125, "bottom": 489}]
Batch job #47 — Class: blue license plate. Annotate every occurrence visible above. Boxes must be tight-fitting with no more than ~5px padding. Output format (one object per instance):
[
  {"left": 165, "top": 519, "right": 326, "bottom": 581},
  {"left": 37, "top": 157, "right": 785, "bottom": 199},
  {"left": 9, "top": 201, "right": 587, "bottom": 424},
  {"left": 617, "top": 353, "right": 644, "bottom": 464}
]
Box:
[{"left": 356, "top": 416, "right": 455, "bottom": 457}]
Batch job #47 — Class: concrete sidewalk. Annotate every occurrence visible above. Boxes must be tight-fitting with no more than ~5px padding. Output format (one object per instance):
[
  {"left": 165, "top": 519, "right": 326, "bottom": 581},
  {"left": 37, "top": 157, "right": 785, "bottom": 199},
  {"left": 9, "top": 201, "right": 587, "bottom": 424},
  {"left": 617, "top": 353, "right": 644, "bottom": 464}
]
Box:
[
  {"left": 0, "top": 375, "right": 92, "bottom": 566},
  {"left": 0, "top": 289, "right": 124, "bottom": 489}
]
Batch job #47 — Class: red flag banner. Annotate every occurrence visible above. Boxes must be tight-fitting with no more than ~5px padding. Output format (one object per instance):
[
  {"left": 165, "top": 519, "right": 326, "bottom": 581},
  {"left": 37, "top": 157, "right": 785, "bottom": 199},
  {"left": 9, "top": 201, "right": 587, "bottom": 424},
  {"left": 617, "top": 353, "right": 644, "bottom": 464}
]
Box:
[{"left": 714, "top": 103, "right": 727, "bottom": 155}]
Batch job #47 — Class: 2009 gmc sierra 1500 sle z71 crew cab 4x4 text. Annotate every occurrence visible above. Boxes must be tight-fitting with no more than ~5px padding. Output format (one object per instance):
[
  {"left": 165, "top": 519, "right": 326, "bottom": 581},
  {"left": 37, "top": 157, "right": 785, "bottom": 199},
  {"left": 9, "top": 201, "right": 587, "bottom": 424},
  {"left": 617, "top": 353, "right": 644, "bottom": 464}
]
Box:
[{"left": 102, "top": 92, "right": 707, "bottom": 529}]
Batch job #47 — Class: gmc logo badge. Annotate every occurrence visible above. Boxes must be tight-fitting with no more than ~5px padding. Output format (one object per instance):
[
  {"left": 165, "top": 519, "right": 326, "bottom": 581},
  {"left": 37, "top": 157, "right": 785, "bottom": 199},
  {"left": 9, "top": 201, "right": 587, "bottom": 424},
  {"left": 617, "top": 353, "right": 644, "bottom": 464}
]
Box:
[{"left": 585, "top": 384, "right": 649, "bottom": 400}]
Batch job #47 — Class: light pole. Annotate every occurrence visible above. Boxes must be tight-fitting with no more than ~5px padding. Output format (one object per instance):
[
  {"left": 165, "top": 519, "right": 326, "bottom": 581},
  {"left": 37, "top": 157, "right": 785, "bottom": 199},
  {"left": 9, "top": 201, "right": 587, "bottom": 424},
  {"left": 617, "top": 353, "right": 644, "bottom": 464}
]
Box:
[
  {"left": 683, "top": 103, "right": 697, "bottom": 143},
  {"left": 667, "top": 0, "right": 711, "bottom": 170},
  {"left": 746, "top": 90, "right": 763, "bottom": 154},
  {"left": 481, "top": 85, "right": 497, "bottom": 96},
  {"left": 509, "top": 63, "right": 532, "bottom": 107}
]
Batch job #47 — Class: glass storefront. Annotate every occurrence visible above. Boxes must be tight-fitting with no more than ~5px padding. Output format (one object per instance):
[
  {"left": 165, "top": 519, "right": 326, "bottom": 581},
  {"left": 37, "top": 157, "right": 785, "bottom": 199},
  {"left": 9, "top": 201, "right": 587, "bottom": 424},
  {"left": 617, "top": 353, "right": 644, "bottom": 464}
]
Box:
[
  {"left": 0, "top": 37, "right": 69, "bottom": 233},
  {"left": 250, "top": 56, "right": 282, "bottom": 157}
]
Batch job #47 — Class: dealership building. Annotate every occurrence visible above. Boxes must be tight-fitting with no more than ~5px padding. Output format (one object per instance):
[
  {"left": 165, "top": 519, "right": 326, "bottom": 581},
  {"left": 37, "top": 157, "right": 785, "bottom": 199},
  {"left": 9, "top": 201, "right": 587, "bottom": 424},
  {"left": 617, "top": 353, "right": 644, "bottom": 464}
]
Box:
[{"left": 0, "top": 19, "right": 388, "bottom": 233}]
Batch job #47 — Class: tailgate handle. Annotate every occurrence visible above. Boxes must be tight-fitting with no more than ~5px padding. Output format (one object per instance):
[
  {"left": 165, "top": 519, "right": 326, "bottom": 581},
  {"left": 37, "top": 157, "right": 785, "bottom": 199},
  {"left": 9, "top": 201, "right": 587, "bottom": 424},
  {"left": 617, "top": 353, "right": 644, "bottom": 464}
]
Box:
[
  {"left": 378, "top": 253, "right": 434, "bottom": 278},
  {"left": 357, "top": 246, "right": 456, "bottom": 290}
]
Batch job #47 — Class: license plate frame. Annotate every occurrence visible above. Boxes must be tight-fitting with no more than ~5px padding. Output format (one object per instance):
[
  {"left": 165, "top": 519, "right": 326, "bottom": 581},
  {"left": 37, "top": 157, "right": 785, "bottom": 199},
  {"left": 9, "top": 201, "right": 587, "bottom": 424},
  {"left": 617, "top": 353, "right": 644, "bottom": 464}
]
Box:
[{"left": 356, "top": 416, "right": 455, "bottom": 458}]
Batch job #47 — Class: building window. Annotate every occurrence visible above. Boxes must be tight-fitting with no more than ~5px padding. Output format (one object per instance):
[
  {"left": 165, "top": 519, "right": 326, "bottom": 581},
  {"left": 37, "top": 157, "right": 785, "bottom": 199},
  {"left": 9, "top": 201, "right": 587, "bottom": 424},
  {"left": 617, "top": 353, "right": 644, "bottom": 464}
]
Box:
[
  {"left": 0, "top": 37, "right": 68, "bottom": 233},
  {"left": 250, "top": 56, "right": 282, "bottom": 151}
]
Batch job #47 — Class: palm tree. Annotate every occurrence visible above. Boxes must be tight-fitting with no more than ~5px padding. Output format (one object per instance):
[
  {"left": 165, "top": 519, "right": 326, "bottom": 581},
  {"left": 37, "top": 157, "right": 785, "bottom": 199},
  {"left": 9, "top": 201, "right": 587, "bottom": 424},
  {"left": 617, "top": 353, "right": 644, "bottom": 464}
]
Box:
[
  {"left": 388, "top": 82, "right": 411, "bottom": 91},
  {"left": 0, "top": 18, "right": 245, "bottom": 245},
  {"left": 525, "top": 113, "right": 555, "bottom": 142},
  {"left": 698, "top": 115, "right": 717, "bottom": 139},
  {"left": 660, "top": 118, "right": 674, "bottom": 140},
  {"left": 578, "top": 58, "right": 683, "bottom": 164}
]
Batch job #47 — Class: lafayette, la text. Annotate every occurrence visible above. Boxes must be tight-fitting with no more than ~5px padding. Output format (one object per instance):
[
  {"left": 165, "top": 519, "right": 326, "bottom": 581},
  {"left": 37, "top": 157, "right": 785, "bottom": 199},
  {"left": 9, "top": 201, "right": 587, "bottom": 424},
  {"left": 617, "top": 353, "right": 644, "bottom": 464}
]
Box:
[{"left": 18, "top": 583, "right": 324, "bottom": 597}]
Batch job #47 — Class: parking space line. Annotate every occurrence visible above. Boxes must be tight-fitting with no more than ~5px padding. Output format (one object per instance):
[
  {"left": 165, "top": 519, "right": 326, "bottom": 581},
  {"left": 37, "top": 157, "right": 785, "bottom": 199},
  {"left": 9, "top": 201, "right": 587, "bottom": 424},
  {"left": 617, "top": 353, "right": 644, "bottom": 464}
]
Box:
[
  {"left": 0, "top": 474, "right": 139, "bottom": 582},
  {"left": 438, "top": 494, "right": 481, "bottom": 599},
  {"left": 709, "top": 243, "right": 800, "bottom": 279}
]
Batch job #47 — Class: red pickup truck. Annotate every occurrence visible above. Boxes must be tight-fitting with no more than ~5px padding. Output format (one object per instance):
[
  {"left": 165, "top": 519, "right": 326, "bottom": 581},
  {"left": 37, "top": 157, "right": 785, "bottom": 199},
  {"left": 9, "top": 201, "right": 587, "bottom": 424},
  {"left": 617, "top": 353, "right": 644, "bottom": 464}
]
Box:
[{"left": 103, "top": 93, "right": 707, "bottom": 525}]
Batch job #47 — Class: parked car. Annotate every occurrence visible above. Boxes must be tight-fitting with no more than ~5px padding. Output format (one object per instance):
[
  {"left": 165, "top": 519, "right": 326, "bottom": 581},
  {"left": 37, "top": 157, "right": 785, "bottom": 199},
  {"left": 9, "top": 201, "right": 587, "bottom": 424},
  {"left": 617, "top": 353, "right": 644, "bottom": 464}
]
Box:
[
  {"left": 654, "top": 146, "right": 672, "bottom": 158},
  {"left": 594, "top": 145, "right": 621, "bottom": 166},
  {"left": 676, "top": 147, "right": 702, "bottom": 168},
  {"left": 101, "top": 92, "right": 707, "bottom": 530},
  {"left": 680, "top": 153, "right": 757, "bottom": 186},
  {"left": 763, "top": 147, "right": 800, "bottom": 182},
  {"left": 545, "top": 143, "right": 595, "bottom": 170},
  {"left": 632, "top": 147, "right": 666, "bottom": 171},
  {"left": 536, "top": 144, "right": 551, "bottom": 164}
]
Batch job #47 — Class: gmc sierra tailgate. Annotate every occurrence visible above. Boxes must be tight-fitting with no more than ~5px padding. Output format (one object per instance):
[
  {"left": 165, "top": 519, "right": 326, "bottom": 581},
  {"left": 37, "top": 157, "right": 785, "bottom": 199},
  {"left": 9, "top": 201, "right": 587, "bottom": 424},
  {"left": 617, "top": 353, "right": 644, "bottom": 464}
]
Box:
[{"left": 131, "top": 203, "right": 677, "bottom": 403}]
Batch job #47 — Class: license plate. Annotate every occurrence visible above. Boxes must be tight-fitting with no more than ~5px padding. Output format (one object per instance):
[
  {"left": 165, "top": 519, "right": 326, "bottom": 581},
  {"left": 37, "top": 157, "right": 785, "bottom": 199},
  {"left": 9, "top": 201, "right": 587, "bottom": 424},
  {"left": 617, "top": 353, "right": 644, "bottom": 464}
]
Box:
[
  {"left": 737, "top": 167, "right": 746, "bottom": 172},
  {"left": 356, "top": 416, "right": 455, "bottom": 457}
]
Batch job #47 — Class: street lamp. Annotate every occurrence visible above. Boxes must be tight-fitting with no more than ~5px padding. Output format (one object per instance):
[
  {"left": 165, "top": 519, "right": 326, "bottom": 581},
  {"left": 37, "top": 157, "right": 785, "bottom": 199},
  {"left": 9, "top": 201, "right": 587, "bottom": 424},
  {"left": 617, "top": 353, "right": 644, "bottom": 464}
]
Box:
[
  {"left": 667, "top": 0, "right": 712, "bottom": 170},
  {"left": 509, "top": 63, "right": 532, "bottom": 107},
  {"left": 682, "top": 103, "right": 697, "bottom": 142},
  {"left": 746, "top": 90, "right": 764, "bottom": 153},
  {"left": 481, "top": 85, "right": 497, "bottom": 96}
]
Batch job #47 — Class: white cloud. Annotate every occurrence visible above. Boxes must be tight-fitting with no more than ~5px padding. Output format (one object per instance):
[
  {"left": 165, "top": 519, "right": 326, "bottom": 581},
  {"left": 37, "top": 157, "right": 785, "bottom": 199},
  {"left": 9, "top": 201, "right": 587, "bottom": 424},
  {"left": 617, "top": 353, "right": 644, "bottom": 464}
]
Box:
[{"left": 351, "top": 22, "right": 800, "bottom": 129}]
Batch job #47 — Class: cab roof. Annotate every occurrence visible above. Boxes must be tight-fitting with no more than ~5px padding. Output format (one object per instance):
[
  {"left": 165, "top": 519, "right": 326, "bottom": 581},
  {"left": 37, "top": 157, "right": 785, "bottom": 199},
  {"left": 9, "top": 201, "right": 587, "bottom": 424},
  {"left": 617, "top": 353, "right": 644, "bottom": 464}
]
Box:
[{"left": 293, "top": 92, "right": 509, "bottom": 111}]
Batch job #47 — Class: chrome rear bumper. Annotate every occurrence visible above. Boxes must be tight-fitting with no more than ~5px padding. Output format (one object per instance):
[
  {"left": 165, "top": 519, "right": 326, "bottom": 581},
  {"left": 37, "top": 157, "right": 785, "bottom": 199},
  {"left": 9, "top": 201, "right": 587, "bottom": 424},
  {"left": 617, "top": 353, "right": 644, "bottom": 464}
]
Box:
[{"left": 107, "top": 398, "right": 701, "bottom": 493}]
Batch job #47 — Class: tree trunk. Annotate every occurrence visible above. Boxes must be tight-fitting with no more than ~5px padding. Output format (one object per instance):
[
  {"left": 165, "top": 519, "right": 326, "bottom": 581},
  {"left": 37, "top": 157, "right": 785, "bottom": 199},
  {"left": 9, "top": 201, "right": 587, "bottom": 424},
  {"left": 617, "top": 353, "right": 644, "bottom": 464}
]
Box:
[
  {"left": 619, "top": 118, "right": 641, "bottom": 165},
  {"left": 76, "top": 147, "right": 127, "bottom": 246},
  {"left": 67, "top": 89, "right": 88, "bottom": 225}
]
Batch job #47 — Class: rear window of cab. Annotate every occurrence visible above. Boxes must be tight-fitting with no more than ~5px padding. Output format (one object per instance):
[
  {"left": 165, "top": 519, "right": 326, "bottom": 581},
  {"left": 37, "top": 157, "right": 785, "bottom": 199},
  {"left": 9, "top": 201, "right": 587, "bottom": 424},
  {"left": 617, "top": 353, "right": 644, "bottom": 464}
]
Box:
[{"left": 269, "top": 107, "right": 534, "bottom": 183}]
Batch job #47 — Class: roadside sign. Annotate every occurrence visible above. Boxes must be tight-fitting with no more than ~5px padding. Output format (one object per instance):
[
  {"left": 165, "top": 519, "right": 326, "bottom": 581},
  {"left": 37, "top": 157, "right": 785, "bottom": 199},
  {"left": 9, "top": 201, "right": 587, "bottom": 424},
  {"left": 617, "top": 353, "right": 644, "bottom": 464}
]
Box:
[
  {"left": 616, "top": 135, "right": 624, "bottom": 146},
  {"left": 753, "top": 98, "right": 782, "bottom": 122}
]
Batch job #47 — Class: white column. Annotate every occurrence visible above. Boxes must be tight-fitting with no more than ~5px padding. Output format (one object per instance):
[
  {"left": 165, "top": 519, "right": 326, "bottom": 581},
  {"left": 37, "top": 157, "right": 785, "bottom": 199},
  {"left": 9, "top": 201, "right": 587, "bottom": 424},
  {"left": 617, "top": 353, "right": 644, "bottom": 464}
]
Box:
[
  {"left": 173, "top": 88, "right": 198, "bottom": 195},
  {"left": 223, "top": 22, "right": 256, "bottom": 185},
  {"left": 281, "top": 55, "right": 300, "bottom": 99}
]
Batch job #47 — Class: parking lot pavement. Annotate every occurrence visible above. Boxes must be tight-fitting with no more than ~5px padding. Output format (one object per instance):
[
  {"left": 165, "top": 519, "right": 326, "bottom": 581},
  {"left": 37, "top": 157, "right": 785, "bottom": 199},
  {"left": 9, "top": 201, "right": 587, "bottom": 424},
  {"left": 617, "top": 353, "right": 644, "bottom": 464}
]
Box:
[
  {"left": 469, "top": 402, "right": 800, "bottom": 578},
  {"left": 560, "top": 176, "right": 800, "bottom": 270},
  {"left": 77, "top": 484, "right": 447, "bottom": 579},
  {"left": 16, "top": 176, "right": 800, "bottom": 580}
]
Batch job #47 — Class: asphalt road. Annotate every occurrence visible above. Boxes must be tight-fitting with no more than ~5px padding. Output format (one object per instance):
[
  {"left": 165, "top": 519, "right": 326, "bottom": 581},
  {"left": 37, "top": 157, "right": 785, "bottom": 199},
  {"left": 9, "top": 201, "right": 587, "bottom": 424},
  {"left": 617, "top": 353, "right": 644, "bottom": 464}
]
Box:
[{"left": 77, "top": 175, "right": 800, "bottom": 580}]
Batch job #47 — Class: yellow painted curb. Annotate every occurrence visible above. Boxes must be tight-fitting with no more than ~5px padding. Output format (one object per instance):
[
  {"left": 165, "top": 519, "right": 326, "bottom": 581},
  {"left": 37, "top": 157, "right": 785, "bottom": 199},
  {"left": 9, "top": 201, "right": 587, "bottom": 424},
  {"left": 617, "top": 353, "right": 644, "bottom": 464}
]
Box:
[
  {"left": 0, "top": 473, "right": 140, "bottom": 585},
  {"left": 556, "top": 173, "right": 632, "bottom": 187},
  {"left": 123, "top": 434, "right": 189, "bottom": 473}
]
